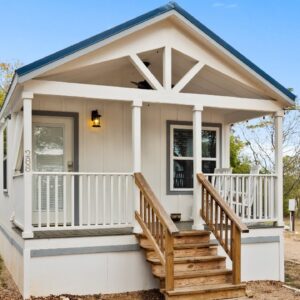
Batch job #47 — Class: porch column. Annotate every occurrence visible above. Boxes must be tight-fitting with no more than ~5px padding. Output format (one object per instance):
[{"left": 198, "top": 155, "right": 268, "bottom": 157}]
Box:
[
  {"left": 22, "top": 93, "right": 34, "bottom": 238},
  {"left": 132, "top": 100, "right": 143, "bottom": 233},
  {"left": 274, "top": 110, "right": 284, "bottom": 226},
  {"left": 192, "top": 105, "right": 205, "bottom": 230},
  {"left": 222, "top": 124, "right": 231, "bottom": 168}
]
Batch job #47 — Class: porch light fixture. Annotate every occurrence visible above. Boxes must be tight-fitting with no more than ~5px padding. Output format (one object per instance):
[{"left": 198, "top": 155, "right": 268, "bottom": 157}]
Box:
[{"left": 91, "top": 110, "right": 101, "bottom": 127}]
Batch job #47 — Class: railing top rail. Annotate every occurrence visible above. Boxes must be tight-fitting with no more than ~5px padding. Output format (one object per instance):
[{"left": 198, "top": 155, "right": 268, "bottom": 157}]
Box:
[
  {"left": 197, "top": 173, "right": 249, "bottom": 233},
  {"left": 32, "top": 171, "right": 134, "bottom": 176},
  {"left": 134, "top": 172, "right": 179, "bottom": 235},
  {"left": 205, "top": 173, "right": 277, "bottom": 177}
]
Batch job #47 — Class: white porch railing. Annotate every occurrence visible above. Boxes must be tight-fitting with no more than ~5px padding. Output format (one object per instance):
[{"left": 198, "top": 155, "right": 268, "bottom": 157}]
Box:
[
  {"left": 205, "top": 174, "right": 278, "bottom": 223},
  {"left": 32, "top": 172, "right": 134, "bottom": 230}
]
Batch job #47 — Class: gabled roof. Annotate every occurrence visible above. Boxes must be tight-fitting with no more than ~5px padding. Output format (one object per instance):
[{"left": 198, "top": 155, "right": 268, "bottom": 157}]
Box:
[{"left": 16, "top": 1, "right": 296, "bottom": 101}]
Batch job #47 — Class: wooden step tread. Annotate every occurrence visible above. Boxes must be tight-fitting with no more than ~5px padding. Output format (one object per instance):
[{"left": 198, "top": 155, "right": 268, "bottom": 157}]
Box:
[
  {"left": 174, "top": 230, "right": 211, "bottom": 237},
  {"left": 140, "top": 242, "right": 216, "bottom": 250},
  {"left": 148, "top": 255, "right": 226, "bottom": 265},
  {"left": 153, "top": 268, "right": 232, "bottom": 279},
  {"left": 137, "top": 230, "right": 210, "bottom": 239},
  {"left": 164, "top": 283, "right": 246, "bottom": 296}
]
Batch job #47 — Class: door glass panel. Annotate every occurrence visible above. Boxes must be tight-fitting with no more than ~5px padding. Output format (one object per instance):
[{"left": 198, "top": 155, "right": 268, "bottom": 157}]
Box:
[
  {"left": 173, "top": 129, "right": 193, "bottom": 157},
  {"left": 33, "top": 125, "right": 65, "bottom": 211},
  {"left": 33, "top": 126, "right": 64, "bottom": 172},
  {"left": 202, "top": 130, "right": 217, "bottom": 158},
  {"left": 173, "top": 160, "right": 193, "bottom": 189}
]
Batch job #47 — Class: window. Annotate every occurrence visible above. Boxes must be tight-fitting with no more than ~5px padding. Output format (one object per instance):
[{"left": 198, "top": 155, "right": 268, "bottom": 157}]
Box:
[
  {"left": 169, "top": 123, "right": 219, "bottom": 192},
  {"left": 3, "top": 127, "right": 7, "bottom": 191}
]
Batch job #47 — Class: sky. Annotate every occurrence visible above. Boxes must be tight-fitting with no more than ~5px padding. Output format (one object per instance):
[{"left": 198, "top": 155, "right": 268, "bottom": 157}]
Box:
[{"left": 1, "top": 0, "right": 299, "bottom": 96}]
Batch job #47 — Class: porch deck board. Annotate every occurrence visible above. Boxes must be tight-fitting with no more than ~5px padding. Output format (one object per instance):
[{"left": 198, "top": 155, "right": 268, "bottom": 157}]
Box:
[{"left": 14, "top": 226, "right": 134, "bottom": 239}]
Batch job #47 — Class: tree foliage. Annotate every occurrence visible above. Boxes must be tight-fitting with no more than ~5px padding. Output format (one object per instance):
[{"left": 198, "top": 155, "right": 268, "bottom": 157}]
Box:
[
  {"left": 230, "top": 135, "right": 251, "bottom": 174},
  {"left": 0, "top": 61, "right": 21, "bottom": 107},
  {"left": 233, "top": 98, "right": 300, "bottom": 215}
]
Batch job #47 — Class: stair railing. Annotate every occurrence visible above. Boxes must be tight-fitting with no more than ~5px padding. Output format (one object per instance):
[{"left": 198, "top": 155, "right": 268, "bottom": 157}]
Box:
[
  {"left": 134, "top": 173, "right": 179, "bottom": 291},
  {"left": 197, "top": 173, "right": 249, "bottom": 284}
]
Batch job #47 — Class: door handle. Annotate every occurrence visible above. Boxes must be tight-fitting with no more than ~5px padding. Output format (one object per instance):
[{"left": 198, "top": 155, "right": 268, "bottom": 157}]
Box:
[{"left": 67, "top": 161, "right": 74, "bottom": 172}]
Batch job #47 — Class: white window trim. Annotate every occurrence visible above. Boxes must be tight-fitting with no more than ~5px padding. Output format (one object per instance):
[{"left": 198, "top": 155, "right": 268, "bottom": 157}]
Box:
[{"left": 169, "top": 124, "right": 220, "bottom": 192}]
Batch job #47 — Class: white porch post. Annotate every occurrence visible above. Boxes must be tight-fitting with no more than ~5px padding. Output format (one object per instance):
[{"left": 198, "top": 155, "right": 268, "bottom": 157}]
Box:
[
  {"left": 192, "top": 105, "right": 205, "bottom": 230},
  {"left": 22, "top": 93, "right": 34, "bottom": 238},
  {"left": 275, "top": 110, "right": 284, "bottom": 226},
  {"left": 222, "top": 124, "right": 231, "bottom": 168},
  {"left": 132, "top": 100, "right": 143, "bottom": 233}
]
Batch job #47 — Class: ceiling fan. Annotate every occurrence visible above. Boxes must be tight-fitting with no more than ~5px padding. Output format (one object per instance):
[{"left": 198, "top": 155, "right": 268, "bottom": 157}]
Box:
[{"left": 131, "top": 61, "right": 153, "bottom": 90}]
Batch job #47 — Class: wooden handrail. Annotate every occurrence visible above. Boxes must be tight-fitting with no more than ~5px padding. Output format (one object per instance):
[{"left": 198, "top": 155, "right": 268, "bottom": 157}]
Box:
[
  {"left": 197, "top": 173, "right": 249, "bottom": 284},
  {"left": 134, "top": 173, "right": 179, "bottom": 291},
  {"left": 197, "top": 173, "right": 248, "bottom": 233},
  {"left": 135, "top": 173, "right": 179, "bottom": 234}
]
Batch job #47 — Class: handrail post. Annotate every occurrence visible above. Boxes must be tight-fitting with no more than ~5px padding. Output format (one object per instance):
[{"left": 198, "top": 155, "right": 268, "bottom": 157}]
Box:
[
  {"left": 232, "top": 223, "right": 241, "bottom": 284},
  {"left": 165, "top": 230, "right": 174, "bottom": 291}
]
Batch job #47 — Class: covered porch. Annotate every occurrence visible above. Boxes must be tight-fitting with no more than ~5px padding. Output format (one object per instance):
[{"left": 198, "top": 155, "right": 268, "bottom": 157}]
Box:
[{"left": 11, "top": 95, "right": 284, "bottom": 237}]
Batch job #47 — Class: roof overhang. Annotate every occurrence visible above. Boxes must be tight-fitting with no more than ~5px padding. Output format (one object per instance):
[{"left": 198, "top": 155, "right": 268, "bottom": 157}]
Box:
[{"left": 1, "top": 1, "right": 296, "bottom": 118}]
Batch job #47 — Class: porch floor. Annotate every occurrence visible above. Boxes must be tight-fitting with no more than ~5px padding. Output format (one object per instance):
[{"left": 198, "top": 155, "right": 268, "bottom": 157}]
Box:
[{"left": 14, "top": 221, "right": 279, "bottom": 239}]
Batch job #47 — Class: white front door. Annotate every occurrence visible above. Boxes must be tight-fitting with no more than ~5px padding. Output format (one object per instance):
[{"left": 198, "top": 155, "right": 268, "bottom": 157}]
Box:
[{"left": 32, "top": 115, "right": 74, "bottom": 225}]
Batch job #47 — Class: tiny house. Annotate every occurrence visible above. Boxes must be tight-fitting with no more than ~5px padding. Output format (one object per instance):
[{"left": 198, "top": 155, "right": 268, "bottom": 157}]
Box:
[{"left": 0, "top": 2, "right": 295, "bottom": 299}]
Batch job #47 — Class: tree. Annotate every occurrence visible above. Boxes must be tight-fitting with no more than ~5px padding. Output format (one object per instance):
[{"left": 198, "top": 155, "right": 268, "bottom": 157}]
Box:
[
  {"left": 233, "top": 97, "right": 300, "bottom": 215},
  {"left": 230, "top": 135, "right": 251, "bottom": 174},
  {"left": 0, "top": 61, "right": 21, "bottom": 107}
]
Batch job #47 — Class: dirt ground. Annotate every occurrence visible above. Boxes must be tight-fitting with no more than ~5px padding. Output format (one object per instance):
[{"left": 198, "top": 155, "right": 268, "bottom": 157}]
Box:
[
  {"left": 284, "top": 216, "right": 300, "bottom": 289},
  {"left": 0, "top": 219, "right": 300, "bottom": 299}
]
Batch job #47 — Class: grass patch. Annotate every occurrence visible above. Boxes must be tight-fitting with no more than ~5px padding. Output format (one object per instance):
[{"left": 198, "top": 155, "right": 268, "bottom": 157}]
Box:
[{"left": 285, "top": 260, "right": 300, "bottom": 289}]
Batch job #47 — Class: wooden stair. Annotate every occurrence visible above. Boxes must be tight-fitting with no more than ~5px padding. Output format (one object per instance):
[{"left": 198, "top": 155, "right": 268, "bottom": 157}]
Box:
[{"left": 137, "top": 230, "right": 246, "bottom": 299}]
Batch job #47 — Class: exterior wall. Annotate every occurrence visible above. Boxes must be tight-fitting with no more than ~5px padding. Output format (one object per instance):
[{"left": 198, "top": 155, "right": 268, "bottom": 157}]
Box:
[
  {"left": 25, "top": 235, "right": 158, "bottom": 298},
  {"left": 32, "top": 96, "right": 226, "bottom": 221},
  {"left": 22, "top": 228, "right": 283, "bottom": 298},
  {"left": 216, "top": 227, "right": 284, "bottom": 282}
]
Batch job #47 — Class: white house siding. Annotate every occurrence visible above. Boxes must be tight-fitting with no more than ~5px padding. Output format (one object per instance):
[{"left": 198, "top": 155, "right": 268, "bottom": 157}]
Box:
[
  {"left": 26, "top": 235, "right": 158, "bottom": 297},
  {"left": 0, "top": 117, "right": 24, "bottom": 293}
]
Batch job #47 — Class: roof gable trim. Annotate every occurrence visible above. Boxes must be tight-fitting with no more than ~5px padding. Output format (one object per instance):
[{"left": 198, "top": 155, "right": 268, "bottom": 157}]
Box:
[{"left": 15, "top": 1, "right": 296, "bottom": 102}]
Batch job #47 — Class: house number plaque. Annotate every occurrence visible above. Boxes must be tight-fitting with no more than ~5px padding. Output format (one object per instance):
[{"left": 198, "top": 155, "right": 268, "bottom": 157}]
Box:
[{"left": 24, "top": 150, "right": 31, "bottom": 172}]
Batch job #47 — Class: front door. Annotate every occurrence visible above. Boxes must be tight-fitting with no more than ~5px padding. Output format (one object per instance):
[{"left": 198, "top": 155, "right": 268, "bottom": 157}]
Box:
[{"left": 32, "top": 115, "right": 74, "bottom": 226}]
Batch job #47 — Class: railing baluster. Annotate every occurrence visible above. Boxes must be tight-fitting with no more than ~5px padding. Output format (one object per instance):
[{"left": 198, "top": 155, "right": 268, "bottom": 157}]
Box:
[
  {"left": 55, "top": 175, "right": 59, "bottom": 227},
  {"left": 46, "top": 176, "right": 50, "bottom": 228},
  {"left": 125, "top": 175, "right": 128, "bottom": 224},
  {"left": 118, "top": 175, "right": 121, "bottom": 225},
  {"left": 63, "top": 175, "right": 67, "bottom": 227},
  {"left": 38, "top": 176, "right": 42, "bottom": 228},
  {"left": 87, "top": 175, "right": 91, "bottom": 226},
  {"left": 95, "top": 175, "right": 99, "bottom": 225},
  {"left": 264, "top": 177, "right": 267, "bottom": 219},
  {"left": 259, "top": 177, "right": 262, "bottom": 220},
  {"left": 79, "top": 175, "right": 83, "bottom": 226},
  {"left": 103, "top": 175, "right": 106, "bottom": 225},
  {"left": 71, "top": 175, "right": 75, "bottom": 226},
  {"left": 110, "top": 175, "right": 114, "bottom": 226},
  {"left": 241, "top": 177, "right": 245, "bottom": 220},
  {"left": 230, "top": 176, "right": 233, "bottom": 208}
]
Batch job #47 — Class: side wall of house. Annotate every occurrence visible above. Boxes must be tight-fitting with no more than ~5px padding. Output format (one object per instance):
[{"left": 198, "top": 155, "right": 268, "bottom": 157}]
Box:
[{"left": 0, "top": 115, "right": 24, "bottom": 294}]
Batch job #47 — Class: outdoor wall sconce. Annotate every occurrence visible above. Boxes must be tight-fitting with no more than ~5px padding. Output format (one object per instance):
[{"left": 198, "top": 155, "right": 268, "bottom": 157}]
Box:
[{"left": 91, "top": 110, "right": 101, "bottom": 127}]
